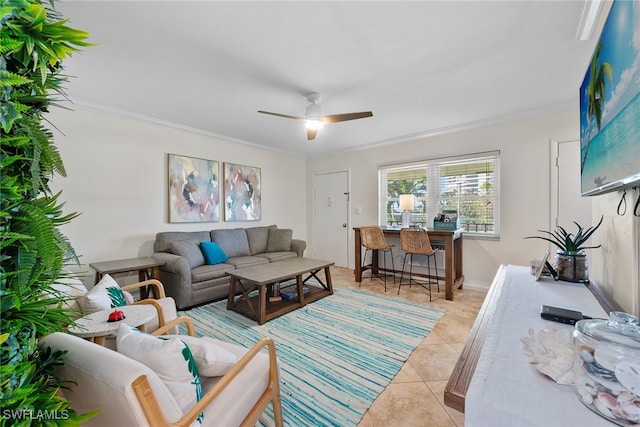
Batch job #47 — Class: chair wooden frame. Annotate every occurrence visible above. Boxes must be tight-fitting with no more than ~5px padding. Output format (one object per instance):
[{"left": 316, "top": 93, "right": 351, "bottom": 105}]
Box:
[
  {"left": 130, "top": 315, "right": 284, "bottom": 427},
  {"left": 359, "top": 226, "right": 395, "bottom": 291},
  {"left": 122, "top": 279, "right": 169, "bottom": 329},
  {"left": 398, "top": 228, "right": 440, "bottom": 301}
]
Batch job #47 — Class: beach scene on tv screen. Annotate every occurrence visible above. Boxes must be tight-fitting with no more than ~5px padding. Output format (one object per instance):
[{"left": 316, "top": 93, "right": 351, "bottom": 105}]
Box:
[{"left": 580, "top": 0, "right": 640, "bottom": 194}]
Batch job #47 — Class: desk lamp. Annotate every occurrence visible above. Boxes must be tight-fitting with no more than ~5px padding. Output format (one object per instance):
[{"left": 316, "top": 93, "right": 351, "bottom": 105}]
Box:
[{"left": 399, "top": 194, "right": 415, "bottom": 228}]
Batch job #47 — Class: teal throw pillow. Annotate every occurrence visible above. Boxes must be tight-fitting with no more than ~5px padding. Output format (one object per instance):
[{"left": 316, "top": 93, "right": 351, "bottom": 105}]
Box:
[{"left": 200, "top": 242, "right": 228, "bottom": 265}]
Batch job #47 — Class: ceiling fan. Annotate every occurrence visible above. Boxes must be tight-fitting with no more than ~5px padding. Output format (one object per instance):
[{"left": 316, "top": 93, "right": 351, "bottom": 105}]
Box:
[{"left": 258, "top": 92, "right": 373, "bottom": 140}]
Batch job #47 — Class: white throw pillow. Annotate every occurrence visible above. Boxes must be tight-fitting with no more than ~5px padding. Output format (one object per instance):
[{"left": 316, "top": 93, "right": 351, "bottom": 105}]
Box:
[
  {"left": 81, "top": 274, "right": 127, "bottom": 314},
  {"left": 165, "top": 335, "right": 238, "bottom": 377},
  {"left": 116, "top": 324, "right": 204, "bottom": 422}
]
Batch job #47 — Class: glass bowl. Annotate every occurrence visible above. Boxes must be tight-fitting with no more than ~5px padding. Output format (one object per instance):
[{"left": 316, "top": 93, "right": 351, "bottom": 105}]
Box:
[{"left": 573, "top": 312, "right": 640, "bottom": 426}]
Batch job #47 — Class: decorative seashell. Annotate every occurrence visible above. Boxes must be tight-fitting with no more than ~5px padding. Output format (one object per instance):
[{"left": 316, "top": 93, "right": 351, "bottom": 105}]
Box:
[
  {"left": 598, "top": 392, "right": 619, "bottom": 409},
  {"left": 584, "top": 384, "right": 596, "bottom": 396},
  {"left": 617, "top": 391, "right": 636, "bottom": 405},
  {"left": 594, "top": 397, "right": 614, "bottom": 418},
  {"left": 578, "top": 387, "right": 594, "bottom": 405},
  {"left": 621, "top": 400, "right": 640, "bottom": 418},
  {"left": 594, "top": 347, "right": 621, "bottom": 372},
  {"left": 580, "top": 349, "right": 595, "bottom": 363},
  {"left": 615, "top": 360, "right": 640, "bottom": 397}
]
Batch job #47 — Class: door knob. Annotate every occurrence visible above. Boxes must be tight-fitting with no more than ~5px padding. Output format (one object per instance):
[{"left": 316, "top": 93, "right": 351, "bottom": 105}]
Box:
[{"left": 342, "top": 223, "right": 347, "bottom": 227}]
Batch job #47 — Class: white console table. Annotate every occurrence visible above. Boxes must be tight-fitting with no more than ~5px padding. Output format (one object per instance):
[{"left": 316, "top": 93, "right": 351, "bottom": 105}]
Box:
[{"left": 445, "top": 264, "right": 622, "bottom": 426}]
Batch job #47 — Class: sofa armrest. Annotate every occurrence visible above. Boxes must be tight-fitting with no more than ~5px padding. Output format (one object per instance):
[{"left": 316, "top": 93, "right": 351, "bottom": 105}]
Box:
[
  {"left": 152, "top": 252, "right": 189, "bottom": 274},
  {"left": 291, "top": 239, "right": 306, "bottom": 257}
]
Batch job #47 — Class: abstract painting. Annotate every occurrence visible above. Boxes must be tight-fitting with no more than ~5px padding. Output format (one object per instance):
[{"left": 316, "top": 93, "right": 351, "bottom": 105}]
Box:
[
  {"left": 223, "top": 162, "right": 261, "bottom": 221},
  {"left": 168, "top": 154, "right": 220, "bottom": 223}
]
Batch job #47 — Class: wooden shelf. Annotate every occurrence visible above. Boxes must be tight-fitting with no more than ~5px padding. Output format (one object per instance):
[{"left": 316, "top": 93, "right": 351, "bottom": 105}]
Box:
[{"left": 230, "top": 285, "right": 331, "bottom": 323}]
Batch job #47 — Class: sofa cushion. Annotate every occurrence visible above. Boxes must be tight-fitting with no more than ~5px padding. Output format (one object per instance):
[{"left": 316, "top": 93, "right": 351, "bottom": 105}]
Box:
[
  {"left": 245, "top": 225, "right": 277, "bottom": 255},
  {"left": 200, "top": 241, "right": 228, "bottom": 265},
  {"left": 116, "top": 324, "right": 203, "bottom": 420},
  {"left": 225, "top": 256, "right": 269, "bottom": 269},
  {"left": 266, "top": 228, "right": 293, "bottom": 252},
  {"left": 212, "top": 229, "right": 250, "bottom": 258},
  {"left": 169, "top": 240, "right": 205, "bottom": 269},
  {"left": 81, "top": 274, "right": 127, "bottom": 314},
  {"left": 256, "top": 251, "right": 298, "bottom": 262},
  {"left": 191, "top": 263, "right": 235, "bottom": 283},
  {"left": 165, "top": 335, "right": 238, "bottom": 377},
  {"left": 155, "top": 231, "right": 211, "bottom": 253}
]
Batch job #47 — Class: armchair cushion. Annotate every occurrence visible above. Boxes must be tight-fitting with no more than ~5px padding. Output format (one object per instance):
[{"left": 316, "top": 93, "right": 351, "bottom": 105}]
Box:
[
  {"left": 116, "top": 324, "right": 203, "bottom": 418},
  {"left": 165, "top": 335, "right": 238, "bottom": 377},
  {"left": 81, "top": 274, "right": 127, "bottom": 314},
  {"left": 169, "top": 240, "right": 205, "bottom": 269},
  {"left": 266, "top": 228, "right": 293, "bottom": 252},
  {"left": 199, "top": 242, "right": 228, "bottom": 265}
]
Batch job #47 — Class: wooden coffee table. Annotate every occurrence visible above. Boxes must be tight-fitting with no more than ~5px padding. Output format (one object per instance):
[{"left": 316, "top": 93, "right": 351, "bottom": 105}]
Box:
[{"left": 226, "top": 258, "right": 334, "bottom": 324}]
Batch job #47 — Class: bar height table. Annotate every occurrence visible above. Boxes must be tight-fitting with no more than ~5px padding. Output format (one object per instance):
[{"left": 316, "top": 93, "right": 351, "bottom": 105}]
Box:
[{"left": 353, "top": 227, "right": 464, "bottom": 300}]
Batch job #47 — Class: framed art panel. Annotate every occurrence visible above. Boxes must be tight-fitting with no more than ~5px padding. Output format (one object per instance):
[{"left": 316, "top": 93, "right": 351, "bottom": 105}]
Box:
[
  {"left": 223, "top": 162, "right": 261, "bottom": 221},
  {"left": 168, "top": 154, "right": 220, "bottom": 223}
]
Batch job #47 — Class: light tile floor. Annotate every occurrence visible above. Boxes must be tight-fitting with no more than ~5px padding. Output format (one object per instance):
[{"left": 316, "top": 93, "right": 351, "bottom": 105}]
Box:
[{"left": 328, "top": 266, "right": 486, "bottom": 427}]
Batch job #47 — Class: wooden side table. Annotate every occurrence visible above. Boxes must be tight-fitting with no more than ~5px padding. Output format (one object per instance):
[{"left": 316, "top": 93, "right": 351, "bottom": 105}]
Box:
[
  {"left": 90, "top": 257, "right": 165, "bottom": 298},
  {"left": 67, "top": 305, "right": 156, "bottom": 346}
]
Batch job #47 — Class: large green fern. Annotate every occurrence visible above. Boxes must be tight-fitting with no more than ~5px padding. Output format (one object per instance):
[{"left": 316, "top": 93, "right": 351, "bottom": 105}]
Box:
[{"left": 1, "top": 1, "right": 94, "bottom": 424}]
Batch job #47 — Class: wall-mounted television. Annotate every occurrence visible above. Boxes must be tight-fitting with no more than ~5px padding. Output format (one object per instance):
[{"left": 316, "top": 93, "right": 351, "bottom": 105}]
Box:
[{"left": 580, "top": 0, "right": 640, "bottom": 196}]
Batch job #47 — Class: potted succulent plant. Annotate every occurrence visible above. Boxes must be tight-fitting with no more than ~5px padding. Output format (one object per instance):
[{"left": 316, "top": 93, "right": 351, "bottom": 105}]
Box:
[{"left": 524, "top": 216, "right": 603, "bottom": 283}]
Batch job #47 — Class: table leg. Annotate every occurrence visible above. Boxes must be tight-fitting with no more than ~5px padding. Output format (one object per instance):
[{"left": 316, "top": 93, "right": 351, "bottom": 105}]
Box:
[
  {"left": 354, "top": 229, "right": 363, "bottom": 281},
  {"left": 296, "top": 275, "right": 305, "bottom": 306},
  {"left": 227, "top": 277, "right": 237, "bottom": 310},
  {"left": 138, "top": 269, "right": 150, "bottom": 299},
  {"left": 258, "top": 285, "right": 266, "bottom": 325},
  {"left": 444, "top": 234, "right": 454, "bottom": 300},
  {"left": 455, "top": 234, "right": 464, "bottom": 289},
  {"left": 325, "top": 266, "right": 334, "bottom": 294},
  {"left": 94, "top": 336, "right": 106, "bottom": 346}
]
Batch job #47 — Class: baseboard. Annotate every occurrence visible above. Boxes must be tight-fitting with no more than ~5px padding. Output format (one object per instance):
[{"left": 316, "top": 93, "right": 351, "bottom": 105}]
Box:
[{"left": 461, "top": 281, "right": 490, "bottom": 293}]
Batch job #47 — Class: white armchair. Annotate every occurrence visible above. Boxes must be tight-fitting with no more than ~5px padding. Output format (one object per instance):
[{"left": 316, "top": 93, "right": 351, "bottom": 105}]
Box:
[{"left": 39, "top": 316, "right": 283, "bottom": 426}]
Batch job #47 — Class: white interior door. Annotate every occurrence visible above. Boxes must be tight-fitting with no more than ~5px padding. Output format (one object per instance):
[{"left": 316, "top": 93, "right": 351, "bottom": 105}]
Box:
[
  {"left": 550, "top": 138, "right": 592, "bottom": 237},
  {"left": 313, "top": 171, "right": 349, "bottom": 267}
]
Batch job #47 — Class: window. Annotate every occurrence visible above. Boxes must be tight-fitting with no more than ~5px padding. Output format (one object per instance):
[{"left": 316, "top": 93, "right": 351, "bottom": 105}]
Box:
[{"left": 378, "top": 151, "right": 500, "bottom": 238}]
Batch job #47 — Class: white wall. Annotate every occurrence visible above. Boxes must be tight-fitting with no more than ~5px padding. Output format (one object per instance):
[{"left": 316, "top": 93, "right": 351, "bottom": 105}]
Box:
[
  {"left": 590, "top": 191, "right": 640, "bottom": 316},
  {"left": 49, "top": 106, "right": 639, "bottom": 313},
  {"left": 307, "top": 111, "right": 580, "bottom": 290},
  {"left": 49, "top": 107, "right": 307, "bottom": 287}
]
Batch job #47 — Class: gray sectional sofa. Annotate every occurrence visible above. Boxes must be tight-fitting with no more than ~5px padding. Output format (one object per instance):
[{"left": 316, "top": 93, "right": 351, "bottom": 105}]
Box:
[{"left": 152, "top": 225, "right": 306, "bottom": 309}]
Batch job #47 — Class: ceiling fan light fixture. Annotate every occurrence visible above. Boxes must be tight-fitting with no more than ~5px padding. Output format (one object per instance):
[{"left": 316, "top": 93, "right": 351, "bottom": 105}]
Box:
[{"left": 305, "top": 119, "right": 324, "bottom": 130}]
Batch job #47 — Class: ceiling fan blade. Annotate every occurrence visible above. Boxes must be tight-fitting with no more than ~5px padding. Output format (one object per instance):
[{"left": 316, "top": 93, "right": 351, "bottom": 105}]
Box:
[
  {"left": 307, "top": 128, "right": 318, "bottom": 140},
  {"left": 320, "top": 111, "right": 373, "bottom": 124},
  {"left": 257, "top": 111, "right": 306, "bottom": 121}
]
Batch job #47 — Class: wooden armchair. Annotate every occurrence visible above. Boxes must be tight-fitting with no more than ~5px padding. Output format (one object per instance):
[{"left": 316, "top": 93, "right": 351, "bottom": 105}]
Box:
[
  {"left": 39, "top": 316, "right": 283, "bottom": 426},
  {"left": 122, "top": 279, "right": 177, "bottom": 333}
]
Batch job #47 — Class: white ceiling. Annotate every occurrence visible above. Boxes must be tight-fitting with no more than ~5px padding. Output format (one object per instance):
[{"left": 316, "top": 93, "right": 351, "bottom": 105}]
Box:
[{"left": 56, "top": 1, "right": 606, "bottom": 158}]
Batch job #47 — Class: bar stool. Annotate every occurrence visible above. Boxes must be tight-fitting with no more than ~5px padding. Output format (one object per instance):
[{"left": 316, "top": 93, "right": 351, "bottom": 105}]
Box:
[
  {"left": 398, "top": 228, "right": 440, "bottom": 300},
  {"left": 360, "top": 226, "right": 395, "bottom": 292}
]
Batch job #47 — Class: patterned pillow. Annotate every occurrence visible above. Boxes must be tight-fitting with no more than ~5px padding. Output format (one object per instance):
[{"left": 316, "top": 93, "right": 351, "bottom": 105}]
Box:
[
  {"left": 165, "top": 335, "right": 238, "bottom": 376},
  {"left": 81, "top": 274, "right": 128, "bottom": 314},
  {"left": 116, "top": 324, "right": 204, "bottom": 423}
]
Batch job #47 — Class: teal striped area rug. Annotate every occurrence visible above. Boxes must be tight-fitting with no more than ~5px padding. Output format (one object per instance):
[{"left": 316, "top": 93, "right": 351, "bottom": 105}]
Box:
[{"left": 180, "top": 285, "right": 445, "bottom": 426}]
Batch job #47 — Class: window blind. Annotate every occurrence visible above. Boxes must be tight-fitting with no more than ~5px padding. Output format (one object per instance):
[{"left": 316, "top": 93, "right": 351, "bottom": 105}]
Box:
[{"left": 378, "top": 151, "right": 500, "bottom": 237}]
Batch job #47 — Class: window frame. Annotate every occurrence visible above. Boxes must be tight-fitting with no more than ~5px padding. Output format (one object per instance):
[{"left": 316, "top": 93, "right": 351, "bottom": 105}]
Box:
[{"left": 378, "top": 151, "right": 500, "bottom": 239}]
